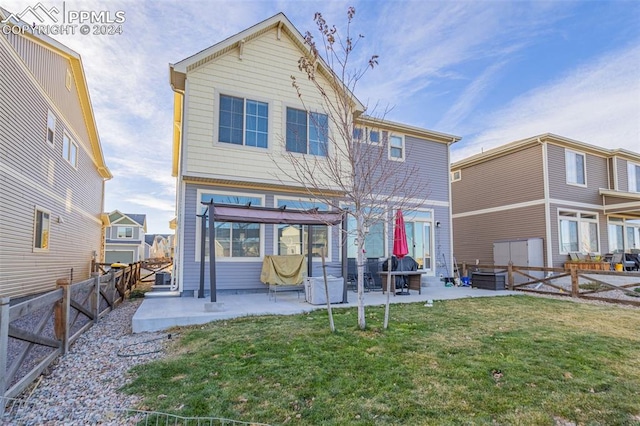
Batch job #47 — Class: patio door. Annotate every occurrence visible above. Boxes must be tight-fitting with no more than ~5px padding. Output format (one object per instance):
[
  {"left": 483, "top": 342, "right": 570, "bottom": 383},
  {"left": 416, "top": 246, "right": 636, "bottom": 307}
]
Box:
[{"left": 404, "top": 210, "right": 434, "bottom": 274}]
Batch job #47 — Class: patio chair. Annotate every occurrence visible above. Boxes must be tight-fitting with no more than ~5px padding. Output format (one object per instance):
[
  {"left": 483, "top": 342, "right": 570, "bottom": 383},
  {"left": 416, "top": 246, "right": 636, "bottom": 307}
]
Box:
[{"left": 347, "top": 258, "right": 374, "bottom": 291}]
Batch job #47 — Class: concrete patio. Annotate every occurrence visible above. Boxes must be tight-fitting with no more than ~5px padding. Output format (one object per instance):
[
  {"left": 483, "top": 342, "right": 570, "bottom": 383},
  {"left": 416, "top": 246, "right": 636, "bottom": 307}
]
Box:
[{"left": 132, "top": 283, "right": 519, "bottom": 332}]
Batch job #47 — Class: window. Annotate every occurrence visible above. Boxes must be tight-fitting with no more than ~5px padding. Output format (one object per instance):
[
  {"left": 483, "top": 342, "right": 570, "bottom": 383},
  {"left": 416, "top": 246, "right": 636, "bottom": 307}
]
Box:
[
  {"left": 565, "top": 149, "right": 586, "bottom": 185},
  {"left": 346, "top": 209, "right": 386, "bottom": 258},
  {"left": 628, "top": 162, "right": 640, "bottom": 193},
  {"left": 46, "top": 110, "right": 56, "bottom": 146},
  {"left": 218, "top": 94, "right": 268, "bottom": 148},
  {"left": 117, "top": 227, "right": 133, "bottom": 239},
  {"left": 34, "top": 207, "right": 50, "bottom": 251},
  {"left": 65, "top": 69, "right": 72, "bottom": 90},
  {"left": 275, "top": 199, "right": 330, "bottom": 259},
  {"left": 403, "top": 210, "right": 434, "bottom": 271},
  {"left": 609, "top": 217, "right": 640, "bottom": 252},
  {"left": 199, "top": 192, "right": 263, "bottom": 259},
  {"left": 353, "top": 127, "right": 380, "bottom": 144},
  {"left": 389, "top": 135, "right": 404, "bottom": 161},
  {"left": 559, "top": 210, "right": 598, "bottom": 253},
  {"left": 286, "top": 107, "right": 328, "bottom": 156},
  {"left": 451, "top": 170, "right": 461, "bottom": 182},
  {"left": 62, "top": 132, "right": 78, "bottom": 167}
]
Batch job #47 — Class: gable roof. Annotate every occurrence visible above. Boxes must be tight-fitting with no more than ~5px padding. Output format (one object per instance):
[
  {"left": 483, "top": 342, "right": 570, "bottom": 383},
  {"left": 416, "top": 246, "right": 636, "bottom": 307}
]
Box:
[
  {"left": 452, "top": 133, "right": 640, "bottom": 169},
  {"left": 0, "top": 8, "right": 111, "bottom": 179},
  {"left": 107, "top": 210, "right": 147, "bottom": 231}
]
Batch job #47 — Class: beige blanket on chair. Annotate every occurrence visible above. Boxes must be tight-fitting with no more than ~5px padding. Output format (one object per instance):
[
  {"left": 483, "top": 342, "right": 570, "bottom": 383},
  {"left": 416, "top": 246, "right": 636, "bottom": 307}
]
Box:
[{"left": 260, "top": 255, "right": 305, "bottom": 285}]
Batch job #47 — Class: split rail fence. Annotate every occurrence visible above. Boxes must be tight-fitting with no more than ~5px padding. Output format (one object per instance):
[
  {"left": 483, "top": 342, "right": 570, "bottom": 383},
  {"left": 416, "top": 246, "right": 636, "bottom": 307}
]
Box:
[
  {"left": 458, "top": 262, "right": 640, "bottom": 307},
  {"left": 0, "top": 262, "right": 141, "bottom": 412}
]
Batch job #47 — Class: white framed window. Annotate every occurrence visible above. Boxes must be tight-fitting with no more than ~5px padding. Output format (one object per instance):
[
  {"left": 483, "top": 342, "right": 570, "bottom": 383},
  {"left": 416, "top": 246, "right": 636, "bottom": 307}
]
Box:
[
  {"left": 116, "top": 226, "right": 133, "bottom": 239},
  {"left": 402, "top": 209, "right": 435, "bottom": 273},
  {"left": 273, "top": 197, "right": 331, "bottom": 261},
  {"left": 196, "top": 190, "right": 265, "bottom": 261},
  {"left": 388, "top": 134, "right": 405, "bottom": 161},
  {"left": 558, "top": 210, "right": 599, "bottom": 254},
  {"left": 286, "top": 107, "right": 328, "bottom": 156},
  {"left": 62, "top": 132, "right": 78, "bottom": 168},
  {"left": 627, "top": 162, "right": 640, "bottom": 193},
  {"left": 450, "top": 170, "right": 461, "bottom": 182},
  {"left": 46, "top": 110, "right": 56, "bottom": 146},
  {"left": 565, "top": 149, "right": 586, "bottom": 186},
  {"left": 345, "top": 207, "right": 387, "bottom": 259},
  {"left": 217, "top": 94, "right": 269, "bottom": 148},
  {"left": 609, "top": 217, "right": 640, "bottom": 252},
  {"left": 33, "top": 206, "right": 51, "bottom": 251}
]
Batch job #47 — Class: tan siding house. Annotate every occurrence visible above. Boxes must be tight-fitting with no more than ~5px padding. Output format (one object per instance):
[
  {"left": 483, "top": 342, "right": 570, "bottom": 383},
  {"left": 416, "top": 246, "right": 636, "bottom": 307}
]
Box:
[
  {"left": 0, "top": 12, "right": 111, "bottom": 299},
  {"left": 451, "top": 134, "right": 640, "bottom": 268},
  {"left": 169, "top": 13, "right": 460, "bottom": 296}
]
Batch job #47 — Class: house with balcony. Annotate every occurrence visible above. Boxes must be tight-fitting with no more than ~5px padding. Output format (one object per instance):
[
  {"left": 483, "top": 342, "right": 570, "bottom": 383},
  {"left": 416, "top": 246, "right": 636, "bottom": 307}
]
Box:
[
  {"left": 168, "top": 13, "right": 460, "bottom": 296},
  {"left": 451, "top": 134, "right": 640, "bottom": 269},
  {"left": 104, "top": 211, "right": 148, "bottom": 264},
  {"left": 0, "top": 10, "right": 112, "bottom": 299}
]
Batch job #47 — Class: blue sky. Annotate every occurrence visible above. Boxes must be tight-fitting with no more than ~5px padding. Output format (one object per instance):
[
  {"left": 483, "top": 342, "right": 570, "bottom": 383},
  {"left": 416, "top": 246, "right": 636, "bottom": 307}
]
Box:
[{"left": 5, "top": 0, "right": 639, "bottom": 234}]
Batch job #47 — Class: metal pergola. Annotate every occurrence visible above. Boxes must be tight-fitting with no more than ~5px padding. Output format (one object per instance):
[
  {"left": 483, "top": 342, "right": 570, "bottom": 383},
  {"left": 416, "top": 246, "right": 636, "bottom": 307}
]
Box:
[{"left": 198, "top": 201, "right": 348, "bottom": 303}]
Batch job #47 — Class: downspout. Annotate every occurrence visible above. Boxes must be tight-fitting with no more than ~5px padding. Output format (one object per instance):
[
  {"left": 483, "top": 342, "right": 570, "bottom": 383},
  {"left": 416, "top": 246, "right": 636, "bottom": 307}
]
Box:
[
  {"left": 447, "top": 137, "right": 457, "bottom": 279},
  {"left": 540, "top": 138, "right": 554, "bottom": 269}
]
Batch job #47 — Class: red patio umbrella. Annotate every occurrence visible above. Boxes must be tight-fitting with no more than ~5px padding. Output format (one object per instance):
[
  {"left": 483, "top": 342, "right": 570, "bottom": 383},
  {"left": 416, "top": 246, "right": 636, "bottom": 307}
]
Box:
[{"left": 393, "top": 210, "right": 409, "bottom": 259}]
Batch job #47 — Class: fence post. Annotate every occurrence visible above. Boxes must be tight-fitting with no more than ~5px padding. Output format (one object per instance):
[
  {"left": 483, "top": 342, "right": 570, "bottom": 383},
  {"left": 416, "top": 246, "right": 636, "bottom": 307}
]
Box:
[
  {"left": 570, "top": 265, "right": 579, "bottom": 297},
  {"left": 54, "top": 278, "right": 70, "bottom": 354},
  {"left": 91, "top": 272, "right": 100, "bottom": 323},
  {"left": 507, "top": 261, "right": 514, "bottom": 290},
  {"left": 0, "top": 297, "right": 10, "bottom": 403},
  {"left": 462, "top": 262, "right": 467, "bottom": 278}
]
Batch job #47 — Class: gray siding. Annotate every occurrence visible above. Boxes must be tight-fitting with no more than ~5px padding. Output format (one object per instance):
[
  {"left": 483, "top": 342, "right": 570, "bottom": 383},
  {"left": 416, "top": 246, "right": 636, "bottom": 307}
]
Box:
[
  {"left": 0, "top": 36, "right": 104, "bottom": 298},
  {"left": 452, "top": 144, "right": 544, "bottom": 214},
  {"left": 547, "top": 143, "right": 609, "bottom": 204},
  {"left": 453, "top": 204, "right": 547, "bottom": 265},
  {"left": 181, "top": 183, "right": 344, "bottom": 292},
  {"left": 616, "top": 158, "right": 630, "bottom": 192},
  {"left": 405, "top": 135, "right": 450, "bottom": 203},
  {"left": 548, "top": 203, "right": 606, "bottom": 267}
]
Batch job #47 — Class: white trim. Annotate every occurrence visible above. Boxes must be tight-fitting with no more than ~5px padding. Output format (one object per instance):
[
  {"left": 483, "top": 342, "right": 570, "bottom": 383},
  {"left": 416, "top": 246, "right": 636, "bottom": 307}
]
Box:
[
  {"left": 565, "top": 148, "right": 587, "bottom": 187},
  {"left": 213, "top": 89, "right": 273, "bottom": 151},
  {"left": 557, "top": 208, "right": 600, "bottom": 254},
  {"left": 452, "top": 199, "right": 546, "bottom": 219},
  {"left": 273, "top": 196, "right": 332, "bottom": 261},
  {"left": 33, "top": 205, "right": 51, "bottom": 252},
  {"left": 548, "top": 199, "right": 606, "bottom": 210},
  {"left": 400, "top": 207, "right": 436, "bottom": 276},
  {"left": 62, "top": 131, "right": 78, "bottom": 169},
  {"left": 382, "top": 195, "right": 450, "bottom": 208},
  {"left": 612, "top": 156, "right": 619, "bottom": 191},
  {"left": 195, "top": 188, "right": 266, "bottom": 262},
  {"left": 542, "top": 142, "right": 553, "bottom": 268},
  {"left": 116, "top": 226, "right": 134, "bottom": 239},
  {"left": 627, "top": 161, "right": 640, "bottom": 193},
  {"left": 282, "top": 104, "right": 330, "bottom": 157},
  {"left": 388, "top": 134, "right": 405, "bottom": 162},
  {"left": 450, "top": 170, "right": 461, "bottom": 182}
]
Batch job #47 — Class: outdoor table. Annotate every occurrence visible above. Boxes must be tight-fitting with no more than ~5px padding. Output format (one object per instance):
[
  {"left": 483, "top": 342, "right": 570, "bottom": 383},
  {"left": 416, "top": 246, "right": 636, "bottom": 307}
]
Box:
[{"left": 379, "top": 271, "right": 427, "bottom": 295}]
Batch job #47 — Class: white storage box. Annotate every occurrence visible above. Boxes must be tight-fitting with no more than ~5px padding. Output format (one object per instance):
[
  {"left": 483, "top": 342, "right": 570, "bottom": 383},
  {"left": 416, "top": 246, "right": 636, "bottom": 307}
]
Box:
[{"left": 305, "top": 276, "right": 343, "bottom": 305}]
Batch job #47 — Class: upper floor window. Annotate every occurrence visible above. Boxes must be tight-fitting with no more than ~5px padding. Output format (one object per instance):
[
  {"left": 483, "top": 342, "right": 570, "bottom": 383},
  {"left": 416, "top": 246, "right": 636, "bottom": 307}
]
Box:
[
  {"left": 117, "top": 227, "right": 133, "bottom": 239},
  {"left": 451, "top": 170, "right": 461, "bottom": 182},
  {"left": 558, "top": 210, "right": 598, "bottom": 254},
  {"left": 46, "top": 110, "right": 56, "bottom": 146},
  {"left": 389, "top": 134, "right": 405, "bottom": 161},
  {"left": 62, "top": 132, "right": 78, "bottom": 168},
  {"left": 565, "top": 149, "right": 586, "bottom": 186},
  {"left": 218, "top": 95, "right": 268, "bottom": 148},
  {"left": 286, "top": 108, "right": 328, "bottom": 156},
  {"left": 628, "top": 162, "right": 640, "bottom": 193},
  {"left": 33, "top": 207, "right": 51, "bottom": 251},
  {"left": 353, "top": 127, "right": 380, "bottom": 144}
]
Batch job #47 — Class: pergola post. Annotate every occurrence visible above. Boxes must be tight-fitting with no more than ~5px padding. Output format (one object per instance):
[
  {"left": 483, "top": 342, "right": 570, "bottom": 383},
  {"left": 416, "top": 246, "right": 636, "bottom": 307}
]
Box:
[
  {"left": 197, "top": 211, "right": 206, "bottom": 298},
  {"left": 342, "top": 212, "right": 348, "bottom": 303},
  {"left": 208, "top": 202, "right": 217, "bottom": 302}
]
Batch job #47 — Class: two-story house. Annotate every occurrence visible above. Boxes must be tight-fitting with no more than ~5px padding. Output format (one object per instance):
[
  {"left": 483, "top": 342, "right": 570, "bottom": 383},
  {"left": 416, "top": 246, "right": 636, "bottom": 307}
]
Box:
[
  {"left": 0, "top": 11, "right": 112, "bottom": 299},
  {"left": 104, "top": 211, "right": 147, "bottom": 264},
  {"left": 168, "top": 13, "right": 460, "bottom": 297},
  {"left": 451, "top": 133, "right": 640, "bottom": 268}
]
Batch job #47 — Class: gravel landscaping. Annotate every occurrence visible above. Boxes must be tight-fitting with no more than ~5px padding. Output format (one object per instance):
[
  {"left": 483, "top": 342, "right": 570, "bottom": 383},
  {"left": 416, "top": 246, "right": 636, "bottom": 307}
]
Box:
[{"left": 1, "top": 299, "right": 169, "bottom": 425}]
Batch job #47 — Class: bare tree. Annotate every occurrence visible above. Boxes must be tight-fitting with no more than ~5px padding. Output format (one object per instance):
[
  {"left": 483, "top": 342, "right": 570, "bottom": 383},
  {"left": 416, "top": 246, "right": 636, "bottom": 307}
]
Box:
[{"left": 277, "top": 7, "right": 430, "bottom": 329}]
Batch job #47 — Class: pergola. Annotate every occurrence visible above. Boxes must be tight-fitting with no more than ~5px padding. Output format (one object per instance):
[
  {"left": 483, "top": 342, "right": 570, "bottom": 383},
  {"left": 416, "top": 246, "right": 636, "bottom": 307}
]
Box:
[{"left": 198, "top": 201, "right": 348, "bottom": 303}]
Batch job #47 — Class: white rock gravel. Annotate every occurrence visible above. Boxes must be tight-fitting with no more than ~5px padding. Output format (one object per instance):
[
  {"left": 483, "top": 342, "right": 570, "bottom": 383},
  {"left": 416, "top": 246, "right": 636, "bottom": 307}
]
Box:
[{"left": 1, "top": 299, "right": 169, "bottom": 425}]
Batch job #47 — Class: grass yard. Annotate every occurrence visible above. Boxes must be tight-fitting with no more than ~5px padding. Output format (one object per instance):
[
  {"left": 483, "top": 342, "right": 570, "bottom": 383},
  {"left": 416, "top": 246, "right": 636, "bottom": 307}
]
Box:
[{"left": 123, "top": 296, "right": 640, "bottom": 425}]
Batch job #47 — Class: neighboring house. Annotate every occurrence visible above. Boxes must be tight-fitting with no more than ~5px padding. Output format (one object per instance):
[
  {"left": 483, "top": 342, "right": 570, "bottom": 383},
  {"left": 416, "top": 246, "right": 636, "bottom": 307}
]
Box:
[
  {"left": 0, "top": 11, "right": 112, "bottom": 299},
  {"left": 169, "top": 13, "right": 460, "bottom": 296},
  {"left": 146, "top": 234, "right": 174, "bottom": 259},
  {"left": 104, "top": 211, "right": 147, "bottom": 264},
  {"left": 451, "top": 134, "right": 640, "bottom": 268}
]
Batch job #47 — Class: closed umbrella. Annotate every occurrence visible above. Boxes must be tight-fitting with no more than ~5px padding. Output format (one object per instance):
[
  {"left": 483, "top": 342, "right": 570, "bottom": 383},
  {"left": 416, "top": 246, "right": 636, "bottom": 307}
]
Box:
[{"left": 393, "top": 210, "right": 409, "bottom": 294}]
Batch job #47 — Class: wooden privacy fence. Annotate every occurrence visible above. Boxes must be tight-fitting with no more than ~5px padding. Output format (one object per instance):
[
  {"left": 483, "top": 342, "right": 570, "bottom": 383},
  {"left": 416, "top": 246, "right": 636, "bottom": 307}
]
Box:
[
  {"left": 0, "top": 262, "right": 141, "bottom": 411},
  {"left": 458, "top": 262, "right": 640, "bottom": 307}
]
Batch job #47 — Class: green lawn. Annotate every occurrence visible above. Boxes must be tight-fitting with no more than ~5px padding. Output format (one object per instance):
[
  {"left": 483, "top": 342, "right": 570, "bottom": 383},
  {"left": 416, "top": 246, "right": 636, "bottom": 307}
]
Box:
[{"left": 123, "top": 296, "right": 640, "bottom": 425}]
